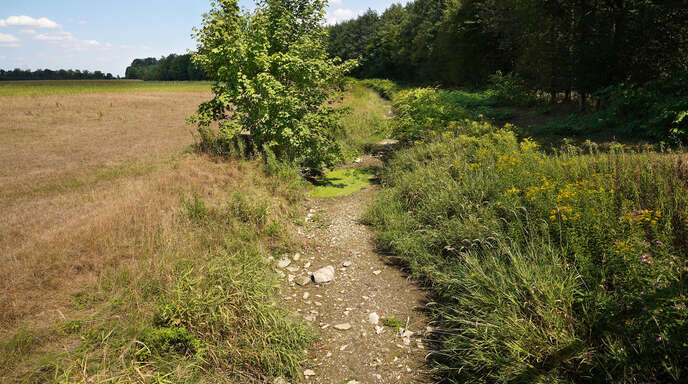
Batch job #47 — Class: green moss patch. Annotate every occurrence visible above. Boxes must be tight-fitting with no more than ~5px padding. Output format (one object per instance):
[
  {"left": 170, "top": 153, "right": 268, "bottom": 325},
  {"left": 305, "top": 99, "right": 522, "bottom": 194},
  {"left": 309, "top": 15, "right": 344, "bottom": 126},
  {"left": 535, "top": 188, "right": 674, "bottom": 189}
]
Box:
[{"left": 310, "top": 167, "right": 377, "bottom": 198}]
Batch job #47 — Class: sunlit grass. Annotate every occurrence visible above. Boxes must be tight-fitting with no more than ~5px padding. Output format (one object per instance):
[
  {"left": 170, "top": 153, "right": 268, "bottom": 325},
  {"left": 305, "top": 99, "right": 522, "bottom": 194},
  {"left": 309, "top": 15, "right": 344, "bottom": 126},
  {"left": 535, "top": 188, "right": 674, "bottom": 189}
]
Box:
[{"left": 310, "top": 167, "right": 377, "bottom": 198}]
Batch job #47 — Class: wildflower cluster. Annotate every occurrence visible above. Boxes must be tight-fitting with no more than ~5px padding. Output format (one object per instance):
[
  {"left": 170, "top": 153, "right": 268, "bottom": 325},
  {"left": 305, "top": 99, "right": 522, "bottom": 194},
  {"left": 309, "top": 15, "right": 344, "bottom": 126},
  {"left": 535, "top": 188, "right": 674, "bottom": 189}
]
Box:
[
  {"left": 549, "top": 205, "right": 579, "bottom": 221},
  {"left": 555, "top": 178, "right": 610, "bottom": 203},
  {"left": 525, "top": 176, "right": 555, "bottom": 201},
  {"left": 620, "top": 209, "right": 662, "bottom": 226}
]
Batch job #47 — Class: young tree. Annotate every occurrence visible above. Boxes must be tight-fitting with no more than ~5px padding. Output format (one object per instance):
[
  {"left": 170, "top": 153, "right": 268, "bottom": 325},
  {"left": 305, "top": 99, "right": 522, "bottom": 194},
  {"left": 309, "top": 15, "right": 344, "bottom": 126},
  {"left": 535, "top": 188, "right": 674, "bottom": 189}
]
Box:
[{"left": 189, "top": 0, "right": 356, "bottom": 169}]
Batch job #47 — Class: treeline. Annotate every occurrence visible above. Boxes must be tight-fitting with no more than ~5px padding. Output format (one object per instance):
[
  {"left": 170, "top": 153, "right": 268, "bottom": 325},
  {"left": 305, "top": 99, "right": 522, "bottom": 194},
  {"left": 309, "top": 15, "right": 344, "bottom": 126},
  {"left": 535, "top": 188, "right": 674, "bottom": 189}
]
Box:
[
  {"left": 124, "top": 53, "right": 206, "bottom": 81},
  {"left": 328, "top": 0, "right": 688, "bottom": 98},
  {"left": 0, "top": 68, "right": 115, "bottom": 81}
]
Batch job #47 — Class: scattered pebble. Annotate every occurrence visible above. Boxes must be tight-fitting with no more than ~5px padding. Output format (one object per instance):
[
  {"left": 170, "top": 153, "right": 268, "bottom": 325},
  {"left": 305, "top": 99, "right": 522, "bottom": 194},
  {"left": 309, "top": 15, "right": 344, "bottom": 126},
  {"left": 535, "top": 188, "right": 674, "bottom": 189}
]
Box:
[
  {"left": 313, "top": 265, "right": 335, "bottom": 283},
  {"left": 304, "top": 262, "right": 311, "bottom": 269},
  {"left": 293, "top": 252, "right": 301, "bottom": 261},
  {"left": 287, "top": 266, "right": 300, "bottom": 273},
  {"left": 375, "top": 325, "right": 384, "bottom": 334},
  {"left": 277, "top": 258, "right": 291, "bottom": 268},
  {"left": 296, "top": 276, "right": 311, "bottom": 286},
  {"left": 303, "top": 292, "right": 310, "bottom": 299},
  {"left": 304, "top": 369, "right": 315, "bottom": 377},
  {"left": 334, "top": 323, "right": 352, "bottom": 331},
  {"left": 368, "top": 312, "right": 380, "bottom": 325},
  {"left": 372, "top": 270, "right": 382, "bottom": 276},
  {"left": 343, "top": 260, "right": 352, "bottom": 267}
]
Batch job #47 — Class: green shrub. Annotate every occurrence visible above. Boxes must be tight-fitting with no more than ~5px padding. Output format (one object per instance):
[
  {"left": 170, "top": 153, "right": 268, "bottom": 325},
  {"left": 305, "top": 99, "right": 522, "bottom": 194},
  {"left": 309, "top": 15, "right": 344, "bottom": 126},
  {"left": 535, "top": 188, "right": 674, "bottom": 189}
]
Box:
[
  {"left": 188, "top": 0, "right": 357, "bottom": 169},
  {"left": 366, "top": 86, "right": 688, "bottom": 382},
  {"left": 487, "top": 70, "right": 537, "bottom": 106}
]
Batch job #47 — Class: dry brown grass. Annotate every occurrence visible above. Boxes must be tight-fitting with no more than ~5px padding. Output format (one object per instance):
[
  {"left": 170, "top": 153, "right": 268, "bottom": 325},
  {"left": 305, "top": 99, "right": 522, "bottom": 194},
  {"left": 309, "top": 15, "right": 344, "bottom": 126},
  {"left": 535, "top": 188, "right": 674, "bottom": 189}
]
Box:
[{"left": 0, "top": 91, "right": 237, "bottom": 331}]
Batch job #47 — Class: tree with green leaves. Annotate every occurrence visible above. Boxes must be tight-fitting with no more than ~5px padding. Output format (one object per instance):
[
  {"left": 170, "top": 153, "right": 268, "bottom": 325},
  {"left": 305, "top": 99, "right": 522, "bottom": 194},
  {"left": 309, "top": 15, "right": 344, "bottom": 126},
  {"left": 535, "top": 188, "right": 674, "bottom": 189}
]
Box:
[{"left": 189, "top": 0, "right": 356, "bottom": 170}]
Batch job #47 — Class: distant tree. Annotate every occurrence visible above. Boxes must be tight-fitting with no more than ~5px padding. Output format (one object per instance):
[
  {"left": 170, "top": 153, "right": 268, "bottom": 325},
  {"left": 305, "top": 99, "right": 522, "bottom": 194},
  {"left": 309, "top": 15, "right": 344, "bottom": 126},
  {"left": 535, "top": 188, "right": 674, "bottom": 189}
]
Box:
[
  {"left": 0, "top": 68, "right": 113, "bottom": 81},
  {"left": 124, "top": 54, "right": 207, "bottom": 81}
]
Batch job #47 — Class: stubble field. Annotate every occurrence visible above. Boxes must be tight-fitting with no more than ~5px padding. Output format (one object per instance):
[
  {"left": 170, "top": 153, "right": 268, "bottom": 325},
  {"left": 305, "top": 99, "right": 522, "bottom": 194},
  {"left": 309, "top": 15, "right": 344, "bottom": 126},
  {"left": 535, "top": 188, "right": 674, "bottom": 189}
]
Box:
[{"left": 1, "top": 83, "right": 211, "bottom": 327}]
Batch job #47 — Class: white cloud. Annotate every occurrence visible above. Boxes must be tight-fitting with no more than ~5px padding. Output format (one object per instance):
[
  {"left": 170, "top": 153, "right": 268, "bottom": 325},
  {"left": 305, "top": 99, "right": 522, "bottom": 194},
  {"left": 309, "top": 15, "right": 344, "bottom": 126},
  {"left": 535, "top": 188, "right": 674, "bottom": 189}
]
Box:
[
  {"left": 0, "top": 16, "right": 60, "bottom": 29},
  {"left": 34, "top": 31, "right": 102, "bottom": 51},
  {"left": 0, "top": 33, "right": 19, "bottom": 43},
  {"left": 326, "top": 8, "right": 356, "bottom": 25},
  {"left": 34, "top": 31, "right": 73, "bottom": 41},
  {"left": 19, "top": 29, "right": 36, "bottom": 35},
  {"left": 329, "top": 0, "right": 343, "bottom": 5}
]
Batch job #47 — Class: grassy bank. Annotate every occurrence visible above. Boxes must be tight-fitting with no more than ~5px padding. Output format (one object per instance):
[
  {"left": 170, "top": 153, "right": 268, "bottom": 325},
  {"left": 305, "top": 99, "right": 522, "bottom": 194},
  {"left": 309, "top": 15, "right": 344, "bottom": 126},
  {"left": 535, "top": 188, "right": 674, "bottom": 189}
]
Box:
[
  {"left": 0, "top": 80, "right": 211, "bottom": 97},
  {"left": 363, "top": 84, "right": 688, "bottom": 382}
]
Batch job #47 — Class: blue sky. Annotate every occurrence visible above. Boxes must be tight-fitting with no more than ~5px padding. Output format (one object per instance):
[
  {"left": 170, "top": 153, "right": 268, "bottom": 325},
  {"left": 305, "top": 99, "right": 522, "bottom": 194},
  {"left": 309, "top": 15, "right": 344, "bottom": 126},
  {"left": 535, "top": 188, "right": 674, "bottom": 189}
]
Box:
[{"left": 0, "top": 0, "right": 408, "bottom": 77}]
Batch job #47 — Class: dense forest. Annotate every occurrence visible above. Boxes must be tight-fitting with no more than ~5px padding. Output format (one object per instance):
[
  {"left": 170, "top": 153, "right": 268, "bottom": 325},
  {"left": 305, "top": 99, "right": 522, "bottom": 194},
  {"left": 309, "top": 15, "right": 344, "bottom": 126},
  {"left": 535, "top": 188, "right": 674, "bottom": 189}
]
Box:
[
  {"left": 0, "top": 68, "right": 115, "bottom": 81},
  {"left": 328, "top": 0, "right": 688, "bottom": 100},
  {"left": 124, "top": 53, "right": 206, "bottom": 81}
]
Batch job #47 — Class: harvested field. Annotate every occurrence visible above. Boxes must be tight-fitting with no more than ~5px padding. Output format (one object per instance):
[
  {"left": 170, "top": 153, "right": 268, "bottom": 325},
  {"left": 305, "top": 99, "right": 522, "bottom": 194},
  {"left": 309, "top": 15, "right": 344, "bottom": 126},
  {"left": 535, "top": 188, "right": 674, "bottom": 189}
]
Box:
[{"left": 0, "top": 89, "right": 211, "bottom": 328}]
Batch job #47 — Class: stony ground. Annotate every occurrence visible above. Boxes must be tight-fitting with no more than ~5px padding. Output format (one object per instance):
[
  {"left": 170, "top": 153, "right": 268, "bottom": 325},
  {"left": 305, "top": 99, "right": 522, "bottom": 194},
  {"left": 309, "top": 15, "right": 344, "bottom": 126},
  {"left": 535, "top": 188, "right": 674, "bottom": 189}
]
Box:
[{"left": 276, "top": 155, "right": 431, "bottom": 384}]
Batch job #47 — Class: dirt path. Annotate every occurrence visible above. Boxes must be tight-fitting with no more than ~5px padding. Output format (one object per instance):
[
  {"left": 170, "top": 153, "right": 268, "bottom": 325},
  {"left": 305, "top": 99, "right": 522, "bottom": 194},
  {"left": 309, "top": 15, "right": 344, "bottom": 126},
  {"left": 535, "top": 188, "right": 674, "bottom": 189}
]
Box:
[{"left": 277, "top": 155, "right": 431, "bottom": 384}]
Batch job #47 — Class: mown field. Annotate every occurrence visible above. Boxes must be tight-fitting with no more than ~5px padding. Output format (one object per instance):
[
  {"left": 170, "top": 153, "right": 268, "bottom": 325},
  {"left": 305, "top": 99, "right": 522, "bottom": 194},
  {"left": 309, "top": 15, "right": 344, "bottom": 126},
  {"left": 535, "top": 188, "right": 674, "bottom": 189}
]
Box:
[
  {"left": 362, "top": 79, "right": 688, "bottom": 383},
  {"left": 0, "top": 81, "right": 314, "bottom": 382},
  {"left": 0, "top": 80, "right": 211, "bottom": 97}
]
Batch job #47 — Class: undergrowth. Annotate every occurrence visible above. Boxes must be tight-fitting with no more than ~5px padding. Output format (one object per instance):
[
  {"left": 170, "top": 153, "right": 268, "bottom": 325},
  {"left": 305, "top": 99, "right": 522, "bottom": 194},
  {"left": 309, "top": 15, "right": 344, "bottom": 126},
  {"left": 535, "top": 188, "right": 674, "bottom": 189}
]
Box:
[{"left": 363, "top": 82, "right": 688, "bottom": 382}]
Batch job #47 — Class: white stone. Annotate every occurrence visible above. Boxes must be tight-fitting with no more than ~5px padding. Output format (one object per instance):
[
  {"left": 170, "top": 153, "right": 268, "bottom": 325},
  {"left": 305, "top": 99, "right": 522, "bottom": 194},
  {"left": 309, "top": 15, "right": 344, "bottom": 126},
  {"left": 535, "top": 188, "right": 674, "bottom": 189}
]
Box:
[
  {"left": 313, "top": 265, "right": 335, "bottom": 283},
  {"left": 304, "top": 369, "right": 315, "bottom": 377},
  {"left": 342, "top": 260, "right": 352, "bottom": 267},
  {"left": 375, "top": 325, "right": 384, "bottom": 334},
  {"left": 303, "top": 292, "right": 310, "bottom": 299},
  {"left": 277, "top": 258, "right": 291, "bottom": 268},
  {"left": 368, "top": 312, "right": 380, "bottom": 325},
  {"left": 293, "top": 252, "right": 301, "bottom": 261},
  {"left": 373, "top": 270, "right": 382, "bottom": 276},
  {"left": 334, "top": 323, "right": 352, "bottom": 330}
]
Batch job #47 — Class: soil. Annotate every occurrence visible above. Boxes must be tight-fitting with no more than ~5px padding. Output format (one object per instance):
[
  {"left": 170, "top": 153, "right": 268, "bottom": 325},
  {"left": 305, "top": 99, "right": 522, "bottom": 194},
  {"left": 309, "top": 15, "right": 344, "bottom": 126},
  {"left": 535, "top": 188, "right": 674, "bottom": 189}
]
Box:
[{"left": 278, "top": 155, "right": 431, "bottom": 384}]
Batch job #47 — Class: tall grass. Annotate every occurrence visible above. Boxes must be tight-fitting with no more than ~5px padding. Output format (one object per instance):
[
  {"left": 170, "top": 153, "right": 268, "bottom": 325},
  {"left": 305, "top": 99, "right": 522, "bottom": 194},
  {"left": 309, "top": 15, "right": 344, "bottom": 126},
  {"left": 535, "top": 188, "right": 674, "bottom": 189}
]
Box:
[
  {"left": 363, "top": 85, "right": 688, "bottom": 382},
  {"left": 335, "top": 81, "right": 392, "bottom": 160}
]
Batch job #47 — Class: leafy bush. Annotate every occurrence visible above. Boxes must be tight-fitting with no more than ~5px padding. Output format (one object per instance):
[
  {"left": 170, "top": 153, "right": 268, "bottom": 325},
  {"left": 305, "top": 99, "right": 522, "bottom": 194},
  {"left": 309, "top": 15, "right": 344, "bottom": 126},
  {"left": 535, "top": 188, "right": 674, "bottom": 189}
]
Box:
[
  {"left": 540, "top": 74, "right": 688, "bottom": 142},
  {"left": 188, "top": 0, "right": 357, "bottom": 169},
  {"left": 359, "top": 78, "right": 400, "bottom": 100},
  {"left": 487, "top": 70, "right": 537, "bottom": 106},
  {"left": 366, "top": 87, "right": 688, "bottom": 382}
]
